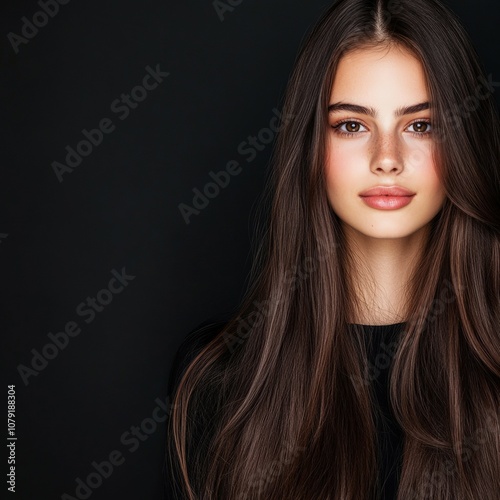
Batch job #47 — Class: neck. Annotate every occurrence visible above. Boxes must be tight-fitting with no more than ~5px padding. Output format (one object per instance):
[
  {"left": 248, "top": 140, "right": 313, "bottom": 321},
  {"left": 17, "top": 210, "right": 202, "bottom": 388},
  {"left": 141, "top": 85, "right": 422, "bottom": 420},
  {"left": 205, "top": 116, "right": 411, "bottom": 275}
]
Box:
[{"left": 343, "top": 224, "right": 428, "bottom": 325}]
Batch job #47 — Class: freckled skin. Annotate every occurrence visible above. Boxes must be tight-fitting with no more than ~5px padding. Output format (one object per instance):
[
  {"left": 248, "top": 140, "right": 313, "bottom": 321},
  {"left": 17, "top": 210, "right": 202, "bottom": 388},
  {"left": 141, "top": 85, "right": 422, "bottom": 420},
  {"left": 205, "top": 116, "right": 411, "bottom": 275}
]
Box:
[{"left": 325, "top": 44, "right": 447, "bottom": 240}]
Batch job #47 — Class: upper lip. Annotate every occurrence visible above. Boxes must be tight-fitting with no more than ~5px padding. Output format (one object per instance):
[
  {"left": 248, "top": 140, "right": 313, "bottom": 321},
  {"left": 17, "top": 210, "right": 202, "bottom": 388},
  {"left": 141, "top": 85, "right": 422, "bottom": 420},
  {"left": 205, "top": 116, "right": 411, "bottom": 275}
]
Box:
[{"left": 359, "top": 185, "right": 416, "bottom": 196}]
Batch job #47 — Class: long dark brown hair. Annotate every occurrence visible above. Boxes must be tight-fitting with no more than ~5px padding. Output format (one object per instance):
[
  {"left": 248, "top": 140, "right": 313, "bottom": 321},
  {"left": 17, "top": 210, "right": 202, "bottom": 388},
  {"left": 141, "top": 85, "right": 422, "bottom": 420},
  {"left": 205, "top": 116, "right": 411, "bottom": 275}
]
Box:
[{"left": 167, "top": 0, "right": 500, "bottom": 498}]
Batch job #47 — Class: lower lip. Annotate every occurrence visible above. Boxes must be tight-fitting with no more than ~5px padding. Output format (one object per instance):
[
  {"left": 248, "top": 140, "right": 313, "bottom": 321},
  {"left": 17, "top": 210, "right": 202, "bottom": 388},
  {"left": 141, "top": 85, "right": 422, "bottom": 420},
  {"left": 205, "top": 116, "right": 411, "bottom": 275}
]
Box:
[{"left": 359, "top": 195, "right": 415, "bottom": 209}]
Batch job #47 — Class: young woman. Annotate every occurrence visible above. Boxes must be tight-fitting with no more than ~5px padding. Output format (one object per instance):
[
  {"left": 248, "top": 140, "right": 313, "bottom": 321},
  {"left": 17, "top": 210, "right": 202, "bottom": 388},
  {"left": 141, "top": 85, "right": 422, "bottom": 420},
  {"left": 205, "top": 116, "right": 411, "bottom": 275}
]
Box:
[{"left": 165, "top": 0, "right": 500, "bottom": 498}]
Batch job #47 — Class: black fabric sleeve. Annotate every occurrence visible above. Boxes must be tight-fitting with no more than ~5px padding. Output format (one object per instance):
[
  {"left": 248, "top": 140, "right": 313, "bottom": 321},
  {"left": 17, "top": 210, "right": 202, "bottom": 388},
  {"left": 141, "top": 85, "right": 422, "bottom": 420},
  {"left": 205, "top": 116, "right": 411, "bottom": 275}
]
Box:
[{"left": 162, "top": 317, "right": 229, "bottom": 500}]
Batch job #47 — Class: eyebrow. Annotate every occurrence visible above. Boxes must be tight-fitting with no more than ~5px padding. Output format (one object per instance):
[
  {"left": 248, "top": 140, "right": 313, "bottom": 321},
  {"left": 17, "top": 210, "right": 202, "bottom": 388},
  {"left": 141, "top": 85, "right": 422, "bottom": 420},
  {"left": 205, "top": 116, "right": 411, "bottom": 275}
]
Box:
[{"left": 328, "top": 101, "right": 431, "bottom": 117}]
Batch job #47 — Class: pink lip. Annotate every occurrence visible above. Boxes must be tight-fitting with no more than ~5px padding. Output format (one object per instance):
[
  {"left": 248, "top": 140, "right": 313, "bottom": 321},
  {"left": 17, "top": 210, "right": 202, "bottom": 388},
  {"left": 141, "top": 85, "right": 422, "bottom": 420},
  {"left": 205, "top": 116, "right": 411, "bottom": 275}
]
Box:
[
  {"left": 359, "top": 185, "right": 415, "bottom": 196},
  {"left": 360, "top": 195, "right": 415, "bottom": 210},
  {"left": 359, "top": 185, "right": 415, "bottom": 210}
]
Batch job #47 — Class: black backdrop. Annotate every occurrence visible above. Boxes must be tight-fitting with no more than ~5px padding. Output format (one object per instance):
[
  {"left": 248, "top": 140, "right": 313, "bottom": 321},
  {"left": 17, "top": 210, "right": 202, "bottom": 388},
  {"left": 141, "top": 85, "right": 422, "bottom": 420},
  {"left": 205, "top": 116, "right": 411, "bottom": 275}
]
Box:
[{"left": 1, "top": 1, "right": 499, "bottom": 499}]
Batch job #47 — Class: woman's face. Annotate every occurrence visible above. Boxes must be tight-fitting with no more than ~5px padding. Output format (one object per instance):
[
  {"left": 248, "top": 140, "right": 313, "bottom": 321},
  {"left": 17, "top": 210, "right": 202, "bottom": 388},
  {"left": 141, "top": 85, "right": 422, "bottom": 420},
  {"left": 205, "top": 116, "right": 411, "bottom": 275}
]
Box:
[{"left": 325, "top": 44, "right": 446, "bottom": 240}]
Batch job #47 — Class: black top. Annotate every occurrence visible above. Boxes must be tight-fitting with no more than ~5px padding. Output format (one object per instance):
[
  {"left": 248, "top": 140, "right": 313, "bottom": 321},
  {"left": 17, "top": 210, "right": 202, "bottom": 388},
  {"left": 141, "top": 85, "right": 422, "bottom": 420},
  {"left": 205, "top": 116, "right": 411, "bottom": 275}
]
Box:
[
  {"left": 164, "top": 320, "right": 406, "bottom": 500},
  {"left": 352, "top": 321, "right": 406, "bottom": 500}
]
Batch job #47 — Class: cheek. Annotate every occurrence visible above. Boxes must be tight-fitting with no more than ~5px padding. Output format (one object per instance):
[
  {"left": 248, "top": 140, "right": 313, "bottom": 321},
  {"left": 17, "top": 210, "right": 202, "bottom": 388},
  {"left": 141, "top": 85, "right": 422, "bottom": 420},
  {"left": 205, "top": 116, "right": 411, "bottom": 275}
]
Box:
[
  {"left": 413, "top": 153, "right": 447, "bottom": 212},
  {"left": 325, "top": 143, "right": 364, "bottom": 191},
  {"left": 419, "top": 155, "right": 444, "bottom": 195}
]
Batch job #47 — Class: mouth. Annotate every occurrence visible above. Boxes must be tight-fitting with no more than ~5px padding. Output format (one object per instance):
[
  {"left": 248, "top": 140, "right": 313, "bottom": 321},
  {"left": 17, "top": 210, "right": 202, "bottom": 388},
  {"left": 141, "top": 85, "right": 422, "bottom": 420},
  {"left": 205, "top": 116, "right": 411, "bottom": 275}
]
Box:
[
  {"left": 359, "top": 194, "right": 415, "bottom": 210},
  {"left": 359, "top": 185, "right": 416, "bottom": 197},
  {"left": 358, "top": 185, "right": 416, "bottom": 210}
]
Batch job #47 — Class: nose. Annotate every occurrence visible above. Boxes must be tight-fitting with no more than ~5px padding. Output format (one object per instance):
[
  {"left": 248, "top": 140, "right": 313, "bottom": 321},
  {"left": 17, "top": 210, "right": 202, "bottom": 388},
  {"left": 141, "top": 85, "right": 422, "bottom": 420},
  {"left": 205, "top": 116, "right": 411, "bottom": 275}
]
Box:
[{"left": 369, "top": 133, "right": 404, "bottom": 174}]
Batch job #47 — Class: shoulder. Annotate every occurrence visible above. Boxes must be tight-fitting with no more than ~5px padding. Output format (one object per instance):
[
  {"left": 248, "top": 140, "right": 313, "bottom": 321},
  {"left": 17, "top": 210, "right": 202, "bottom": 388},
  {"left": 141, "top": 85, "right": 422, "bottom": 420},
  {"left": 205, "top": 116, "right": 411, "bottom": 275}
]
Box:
[{"left": 167, "top": 316, "right": 230, "bottom": 397}]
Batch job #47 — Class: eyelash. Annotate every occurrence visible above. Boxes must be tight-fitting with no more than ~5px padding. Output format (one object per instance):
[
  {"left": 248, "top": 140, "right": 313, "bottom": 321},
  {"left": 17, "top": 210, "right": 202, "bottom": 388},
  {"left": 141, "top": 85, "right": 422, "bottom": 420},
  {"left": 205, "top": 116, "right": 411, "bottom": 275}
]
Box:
[{"left": 331, "top": 119, "right": 432, "bottom": 138}]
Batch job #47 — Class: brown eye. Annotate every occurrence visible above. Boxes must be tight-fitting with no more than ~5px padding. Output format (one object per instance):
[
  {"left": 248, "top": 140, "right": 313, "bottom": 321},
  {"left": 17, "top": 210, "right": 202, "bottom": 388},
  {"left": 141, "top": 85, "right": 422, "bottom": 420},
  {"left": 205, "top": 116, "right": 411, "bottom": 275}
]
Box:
[
  {"left": 408, "top": 121, "right": 431, "bottom": 133},
  {"left": 345, "top": 122, "right": 361, "bottom": 132},
  {"left": 333, "top": 121, "right": 367, "bottom": 135}
]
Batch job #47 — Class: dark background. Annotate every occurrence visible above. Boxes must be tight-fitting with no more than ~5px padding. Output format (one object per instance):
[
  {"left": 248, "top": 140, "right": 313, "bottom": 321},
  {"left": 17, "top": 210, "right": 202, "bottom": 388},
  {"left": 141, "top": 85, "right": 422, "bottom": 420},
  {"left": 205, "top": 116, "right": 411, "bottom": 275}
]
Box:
[{"left": 1, "top": 1, "right": 499, "bottom": 498}]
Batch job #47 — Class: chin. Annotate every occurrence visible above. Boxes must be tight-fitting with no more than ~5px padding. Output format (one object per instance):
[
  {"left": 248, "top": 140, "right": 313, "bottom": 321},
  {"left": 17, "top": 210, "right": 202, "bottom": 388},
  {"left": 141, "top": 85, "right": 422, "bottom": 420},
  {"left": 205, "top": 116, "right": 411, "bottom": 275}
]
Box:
[
  {"left": 344, "top": 221, "right": 428, "bottom": 240},
  {"left": 364, "top": 230, "right": 419, "bottom": 240}
]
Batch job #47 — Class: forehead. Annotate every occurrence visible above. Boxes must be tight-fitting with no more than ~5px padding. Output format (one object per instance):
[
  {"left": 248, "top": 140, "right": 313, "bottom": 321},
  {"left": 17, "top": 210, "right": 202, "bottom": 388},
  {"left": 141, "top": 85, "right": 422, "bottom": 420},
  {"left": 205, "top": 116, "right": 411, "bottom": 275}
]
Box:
[{"left": 329, "top": 44, "right": 429, "bottom": 104}]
